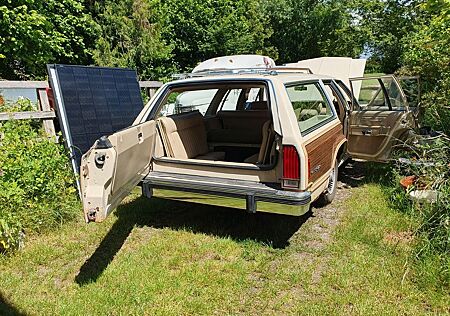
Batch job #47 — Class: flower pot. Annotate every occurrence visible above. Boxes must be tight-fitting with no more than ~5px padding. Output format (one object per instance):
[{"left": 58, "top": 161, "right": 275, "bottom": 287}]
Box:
[{"left": 400, "top": 175, "right": 417, "bottom": 189}]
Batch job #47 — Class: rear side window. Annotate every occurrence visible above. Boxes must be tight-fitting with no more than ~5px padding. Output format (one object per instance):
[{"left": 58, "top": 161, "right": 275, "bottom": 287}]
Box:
[
  {"left": 351, "top": 77, "right": 406, "bottom": 111},
  {"left": 218, "top": 86, "right": 268, "bottom": 112},
  {"left": 220, "top": 89, "right": 241, "bottom": 111},
  {"left": 286, "top": 82, "right": 335, "bottom": 134}
]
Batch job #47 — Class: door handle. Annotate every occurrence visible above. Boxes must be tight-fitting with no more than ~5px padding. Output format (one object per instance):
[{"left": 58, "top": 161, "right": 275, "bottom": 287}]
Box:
[
  {"left": 137, "top": 132, "right": 143, "bottom": 143},
  {"left": 362, "top": 129, "right": 372, "bottom": 135}
]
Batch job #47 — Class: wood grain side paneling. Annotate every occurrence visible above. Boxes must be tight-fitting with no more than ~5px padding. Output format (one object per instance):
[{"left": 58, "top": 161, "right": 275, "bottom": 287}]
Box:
[{"left": 305, "top": 125, "right": 345, "bottom": 184}]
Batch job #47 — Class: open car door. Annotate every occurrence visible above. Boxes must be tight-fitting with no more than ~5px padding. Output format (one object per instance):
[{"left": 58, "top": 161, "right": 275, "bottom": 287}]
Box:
[
  {"left": 347, "top": 75, "right": 416, "bottom": 161},
  {"left": 80, "top": 120, "right": 156, "bottom": 222}
]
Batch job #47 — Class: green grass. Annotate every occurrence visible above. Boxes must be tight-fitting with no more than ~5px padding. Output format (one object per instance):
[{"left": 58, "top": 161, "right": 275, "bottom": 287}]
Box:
[{"left": 0, "top": 183, "right": 449, "bottom": 315}]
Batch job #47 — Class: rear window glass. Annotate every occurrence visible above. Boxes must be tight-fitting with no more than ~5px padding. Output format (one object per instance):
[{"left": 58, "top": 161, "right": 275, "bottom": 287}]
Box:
[
  {"left": 351, "top": 77, "right": 406, "bottom": 111},
  {"left": 159, "top": 89, "right": 218, "bottom": 116}
]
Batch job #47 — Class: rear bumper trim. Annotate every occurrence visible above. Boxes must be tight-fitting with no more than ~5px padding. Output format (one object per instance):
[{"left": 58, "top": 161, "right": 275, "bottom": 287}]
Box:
[{"left": 143, "top": 172, "right": 311, "bottom": 206}]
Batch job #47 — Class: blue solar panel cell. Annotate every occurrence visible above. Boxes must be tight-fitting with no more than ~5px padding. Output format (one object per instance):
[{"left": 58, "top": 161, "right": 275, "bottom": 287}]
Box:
[{"left": 48, "top": 65, "right": 144, "bottom": 171}]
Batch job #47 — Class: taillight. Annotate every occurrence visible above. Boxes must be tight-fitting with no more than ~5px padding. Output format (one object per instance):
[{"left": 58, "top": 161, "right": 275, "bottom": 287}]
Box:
[{"left": 282, "top": 145, "right": 300, "bottom": 189}]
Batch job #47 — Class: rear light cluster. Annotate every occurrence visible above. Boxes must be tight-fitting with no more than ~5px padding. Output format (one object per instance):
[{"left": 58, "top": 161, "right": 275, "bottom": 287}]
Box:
[{"left": 282, "top": 145, "right": 300, "bottom": 189}]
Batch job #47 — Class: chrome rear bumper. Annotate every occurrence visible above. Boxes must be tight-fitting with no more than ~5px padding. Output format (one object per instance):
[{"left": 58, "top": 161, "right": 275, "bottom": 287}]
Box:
[{"left": 143, "top": 172, "right": 311, "bottom": 216}]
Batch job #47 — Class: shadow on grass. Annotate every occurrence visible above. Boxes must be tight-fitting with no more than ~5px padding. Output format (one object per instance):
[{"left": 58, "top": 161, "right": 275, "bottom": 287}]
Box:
[
  {"left": 0, "top": 292, "right": 26, "bottom": 316},
  {"left": 338, "top": 160, "right": 393, "bottom": 188},
  {"left": 76, "top": 161, "right": 390, "bottom": 285},
  {"left": 76, "top": 194, "right": 312, "bottom": 285}
]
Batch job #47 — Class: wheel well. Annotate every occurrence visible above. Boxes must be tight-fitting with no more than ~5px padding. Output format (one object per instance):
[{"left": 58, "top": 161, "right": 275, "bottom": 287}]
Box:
[{"left": 334, "top": 141, "right": 347, "bottom": 164}]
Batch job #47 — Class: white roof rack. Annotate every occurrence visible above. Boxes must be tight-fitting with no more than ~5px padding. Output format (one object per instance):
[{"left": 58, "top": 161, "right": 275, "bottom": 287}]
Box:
[
  {"left": 171, "top": 55, "right": 338, "bottom": 80},
  {"left": 192, "top": 55, "right": 276, "bottom": 73},
  {"left": 172, "top": 67, "right": 313, "bottom": 80}
]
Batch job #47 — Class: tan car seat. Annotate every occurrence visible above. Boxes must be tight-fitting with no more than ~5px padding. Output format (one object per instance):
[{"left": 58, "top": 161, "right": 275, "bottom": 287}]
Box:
[
  {"left": 244, "top": 120, "right": 274, "bottom": 164},
  {"left": 158, "top": 111, "right": 225, "bottom": 160}
]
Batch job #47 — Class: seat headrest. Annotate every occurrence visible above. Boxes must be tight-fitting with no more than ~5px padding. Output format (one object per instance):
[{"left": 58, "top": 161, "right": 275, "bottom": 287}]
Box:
[{"left": 247, "top": 101, "right": 268, "bottom": 110}]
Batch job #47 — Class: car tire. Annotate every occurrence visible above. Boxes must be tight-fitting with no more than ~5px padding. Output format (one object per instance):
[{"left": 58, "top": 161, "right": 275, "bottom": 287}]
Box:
[{"left": 316, "top": 159, "right": 338, "bottom": 206}]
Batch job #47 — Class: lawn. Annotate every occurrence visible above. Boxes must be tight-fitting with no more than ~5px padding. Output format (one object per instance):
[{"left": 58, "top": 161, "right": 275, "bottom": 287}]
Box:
[{"left": 0, "top": 165, "right": 449, "bottom": 315}]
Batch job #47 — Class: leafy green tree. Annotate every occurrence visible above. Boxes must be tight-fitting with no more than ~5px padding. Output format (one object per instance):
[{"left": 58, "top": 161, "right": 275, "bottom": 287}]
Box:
[
  {"left": 92, "top": 0, "right": 173, "bottom": 80},
  {"left": 402, "top": 0, "right": 450, "bottom": 132},
  {"left": 353, "top": 0, "right": 420, "bottom": 73},
  {"left": 0, "top": 0, "right": 99, "bottom": 79},
  {"left": 152, "top": 0, "right": 277, "bottom": 71},
  {"left": 262, "top": 0, "right": 365, "bottom": 64}
]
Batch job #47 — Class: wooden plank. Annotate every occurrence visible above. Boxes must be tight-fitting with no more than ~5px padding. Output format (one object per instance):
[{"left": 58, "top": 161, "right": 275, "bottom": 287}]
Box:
[
  {"left": 0, "top": 80, "right": 162, "bottom": 90},
  {"left": 0, "top": 111, "right": 56, "bottom": 121},
  {"left": 0, "top": 81, "right": 49, "bottom": 89},
  {"left": 139, "top": 81, "right": 163, "bottom": 88},
  {"left": 148, "top": 88, "right": 157, "bottom": 98},
  {"left": 38, "top": 89, "right": 56, "bottom": 137}
]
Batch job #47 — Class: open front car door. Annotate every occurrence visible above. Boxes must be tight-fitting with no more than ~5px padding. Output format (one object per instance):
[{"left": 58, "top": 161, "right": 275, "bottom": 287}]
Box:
[
  {"left": 80, "top": 120, "right": 156, "bottom": 222},
  {"left": 347, "top": 75, "right": 416, "bottom": 161}
]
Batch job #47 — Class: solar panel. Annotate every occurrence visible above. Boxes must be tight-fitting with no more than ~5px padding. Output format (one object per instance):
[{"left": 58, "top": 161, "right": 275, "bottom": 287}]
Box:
[{"left": 47, "top": 65, "right": 144, "bottom": 184}]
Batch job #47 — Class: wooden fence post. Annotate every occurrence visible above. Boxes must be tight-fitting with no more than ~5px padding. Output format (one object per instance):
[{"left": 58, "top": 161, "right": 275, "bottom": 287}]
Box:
[{"left": 37, "top": 89, "right": 56, "bottom": 138}]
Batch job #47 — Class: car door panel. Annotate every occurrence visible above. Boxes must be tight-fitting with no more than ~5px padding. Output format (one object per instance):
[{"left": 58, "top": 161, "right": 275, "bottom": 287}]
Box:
[
  {"left": 348, "top": 111, "right": 411, "bottom": 159},
  {"left": 80, "top": 120, "right": 156, "bottom": 222},
  {"left": 348, "top": 76, "right": 414, "bottom": 161}
]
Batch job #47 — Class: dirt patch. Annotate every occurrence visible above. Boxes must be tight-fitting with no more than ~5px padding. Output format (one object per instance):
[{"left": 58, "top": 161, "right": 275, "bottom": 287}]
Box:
[
  {"left": 384, "top": 231, "right": 414, "bottom": 246},
  {"left": 300, "top": 166, "right": 357, "bottom": 250},
  {"left": 284, "top": 161, "right": 364, "bottom": 283}
]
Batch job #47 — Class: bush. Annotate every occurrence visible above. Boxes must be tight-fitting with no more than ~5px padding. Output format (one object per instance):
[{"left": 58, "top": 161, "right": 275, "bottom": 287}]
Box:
[
  {"left": 391, "top": 135, "right": 450, "bottom": 288},
  {"left": 401, "top": 0, "right": 450, "bottom": 134},
  {"left": 0, "top": 99, "right": 79, "bottom": 253}
]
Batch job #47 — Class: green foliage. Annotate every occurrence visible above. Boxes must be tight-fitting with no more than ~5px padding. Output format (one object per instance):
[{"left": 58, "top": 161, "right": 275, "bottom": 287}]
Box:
[
  {"left": 90, "top": 0, "right": 277, "bottom": 77},
  {"left": 0, "top": 100, "right": 79, "bottom": 253},
  {"left": 0, "top": 0, "right": 99, "bottom": 79},
  {"left": 92, "top": 0, "right": 173, "bottom": 80},
  {"left": 153, "top": 0, "right": 276, "bottom": 72},
  {"left": 262, "top": 0, "right": 365, "bottom": 64},
  {"left": 0, "top": 214, "right": 23, "bottom": 253},
  {"left": 391, "top": 135, "right": 450, "bottom": 287},
  {"left": 402, "top": 0, "right": 450, "bottom": 133},
  {"left": 354, "top": 0, "right": 421, "bottom": 73}
]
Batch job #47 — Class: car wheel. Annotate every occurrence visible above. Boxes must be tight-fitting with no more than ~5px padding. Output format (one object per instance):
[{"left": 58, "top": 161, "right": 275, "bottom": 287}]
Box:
[{"left": 316, "top": 159, "right": 338, "bottom": 206}]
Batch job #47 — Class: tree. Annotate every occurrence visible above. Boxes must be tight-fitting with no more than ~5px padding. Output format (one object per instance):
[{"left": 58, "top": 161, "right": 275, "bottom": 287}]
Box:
[
  {"left": 353, "top": 0, "right": 421, "bottom": 73},
  {"left": 402, "top": 0, "right": 450, "bottom": 132},
  {"left": 92, "top": 0, "right": 173, "bottom": 80},
  {"left": 262, "top": 0, "right": 365, "bottom": 64},
  {"left": 152, "top": 0, "right": 277, "bottom": 71},
  {"left": 0, "top": 0, "right": 99, "bottom": 79}
]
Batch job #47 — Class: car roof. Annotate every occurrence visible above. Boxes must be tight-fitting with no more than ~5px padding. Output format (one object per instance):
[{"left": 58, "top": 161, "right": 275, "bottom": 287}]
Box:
[{"left": 167, "top": 72, "right": 334, "bottom": 85}]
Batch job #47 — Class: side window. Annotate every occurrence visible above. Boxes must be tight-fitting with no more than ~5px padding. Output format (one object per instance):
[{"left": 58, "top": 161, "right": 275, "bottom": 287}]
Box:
[
  {"left": 355, "top": 78, "right": 387, "bottom": 110},
  {"left": 324, "top": 83, "right": 345, "bottom": 122},
  {"left": 336, "top": 80, "right": 355, "bottom": 108},
  {"left": 243, "top": 87, "right": 268, "bottom": 110},
  {"left": 286, "top": 82, "right": 335, "bottom": 134},
  {"left": 159, "top": 89, "right": 218, "bottom": 117},
  {"left": 351, "top": 77, "right": 406, "bottom": 111},
  {"left": 383, "top": 77, "right": 406, "bottom": 109},
  {"left": 220, "top": 89, "right": 241, "bottom": 111},
  {"left": 218, "top": 86, "right": 268, "bottom": 112}
]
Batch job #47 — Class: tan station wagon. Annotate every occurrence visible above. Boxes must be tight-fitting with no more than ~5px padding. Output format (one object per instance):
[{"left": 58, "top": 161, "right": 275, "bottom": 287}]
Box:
[{"left": 80, "top": 57, "right": 418, "bottom": 223}]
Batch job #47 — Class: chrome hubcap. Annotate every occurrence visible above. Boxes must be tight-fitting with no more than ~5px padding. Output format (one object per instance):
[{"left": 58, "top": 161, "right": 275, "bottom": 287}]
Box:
[{"left": 327, "top": 168, "right": 336, "bottom": 193}]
